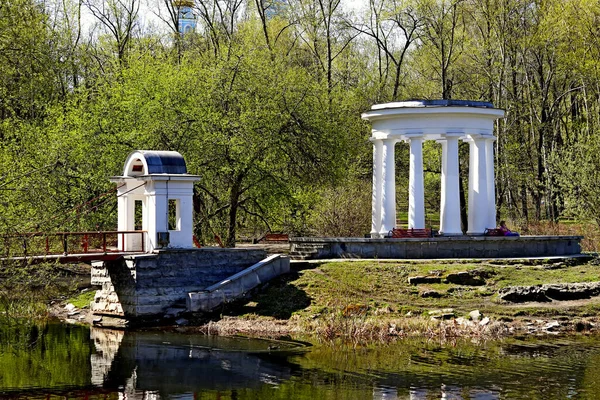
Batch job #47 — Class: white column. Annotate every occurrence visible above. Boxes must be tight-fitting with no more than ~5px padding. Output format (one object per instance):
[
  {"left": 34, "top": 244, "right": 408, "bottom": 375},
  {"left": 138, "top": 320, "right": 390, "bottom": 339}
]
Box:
[
  {"left": 485, "top": 137, "right": 497, "bottom": 229},
  {"left": 117, "top": 194, "right": 128, "bottom": 250},
  {"left": 467, "top": 135, "right": 489, "bottom": 235},
  {"left": 379, "top": 138, "right": 396, "bottom": 236},
  {"left": 439, "top": 135, "right": 462, "bottom": 235},
  {"left": 371, "top": 138, "right": 383, "bottom": 238},
  {"left": 408, "top": 135, "right": 425, "bottom": 229}
]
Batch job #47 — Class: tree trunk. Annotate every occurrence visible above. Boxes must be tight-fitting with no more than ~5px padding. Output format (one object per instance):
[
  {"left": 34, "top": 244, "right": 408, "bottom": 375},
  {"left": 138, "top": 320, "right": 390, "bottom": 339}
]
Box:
[{"left": 226, "top": 178, "right": 242, "bottom": 247}]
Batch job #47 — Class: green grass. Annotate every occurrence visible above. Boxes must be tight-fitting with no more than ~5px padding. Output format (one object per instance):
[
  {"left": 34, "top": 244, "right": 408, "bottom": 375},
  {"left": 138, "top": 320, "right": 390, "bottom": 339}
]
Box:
[
  {"left": 232, "top": 258, "right": 600, "bottom": 324},
  {"left": 67, "top": 290, "right": 95, "bottom": 309}
]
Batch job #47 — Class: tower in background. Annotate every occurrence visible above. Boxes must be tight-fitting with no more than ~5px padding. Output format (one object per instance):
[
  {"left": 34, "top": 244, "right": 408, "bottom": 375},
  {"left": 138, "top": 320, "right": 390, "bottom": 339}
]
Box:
[{"left": 174, "top": 0, "right": 196, "bottom": 34}]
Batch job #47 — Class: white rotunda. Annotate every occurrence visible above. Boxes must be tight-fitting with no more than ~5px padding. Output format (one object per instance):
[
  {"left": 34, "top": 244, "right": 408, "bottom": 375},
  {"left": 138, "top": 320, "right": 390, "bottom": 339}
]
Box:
[{"left": 362, "top": 100, "right": 505, "bottom": 237}]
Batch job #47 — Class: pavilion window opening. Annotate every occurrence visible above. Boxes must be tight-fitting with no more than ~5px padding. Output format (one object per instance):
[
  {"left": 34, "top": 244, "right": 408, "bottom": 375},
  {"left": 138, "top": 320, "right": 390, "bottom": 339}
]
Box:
[
  {"left": 134, "top": 200, "right": 143, "bottom": 231},
  {"left": 168, "top": 199, "right": 181, "bottom": 231}
]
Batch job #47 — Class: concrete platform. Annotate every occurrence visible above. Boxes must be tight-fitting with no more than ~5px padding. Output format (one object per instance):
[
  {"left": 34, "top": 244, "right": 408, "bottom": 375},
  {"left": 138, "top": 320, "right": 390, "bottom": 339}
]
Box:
[{"left": 290, "top": 236, "right": 583, "bottom": 260}]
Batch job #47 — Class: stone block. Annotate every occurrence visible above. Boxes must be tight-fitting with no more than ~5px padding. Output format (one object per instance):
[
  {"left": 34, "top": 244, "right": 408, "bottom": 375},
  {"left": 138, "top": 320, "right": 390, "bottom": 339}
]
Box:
[{"left": 408, "top": 276, "right": 442, "bottom": 285}]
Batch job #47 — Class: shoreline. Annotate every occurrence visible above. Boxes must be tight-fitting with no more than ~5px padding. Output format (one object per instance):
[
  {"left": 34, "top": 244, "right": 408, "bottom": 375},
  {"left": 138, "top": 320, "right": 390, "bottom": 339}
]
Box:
[
  {"left": 48, "top": 302, "right": 600, "bottom": 343},
  {"left": 49, "top": 255, "right": 600, "bottom": 343}
]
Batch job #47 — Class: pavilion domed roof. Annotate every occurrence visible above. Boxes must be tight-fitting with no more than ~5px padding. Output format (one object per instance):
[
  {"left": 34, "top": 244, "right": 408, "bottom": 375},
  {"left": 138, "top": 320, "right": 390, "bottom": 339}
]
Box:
[{"left": 123, "top": 150, "right": 187, "bottom": 176}]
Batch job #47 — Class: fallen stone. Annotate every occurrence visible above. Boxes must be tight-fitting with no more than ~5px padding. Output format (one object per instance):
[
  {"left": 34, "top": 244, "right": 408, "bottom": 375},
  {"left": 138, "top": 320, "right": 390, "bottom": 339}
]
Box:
[
  {"left": 574, "top": 320, "right": 594, "bottom": 332},
  {"left": 431, "top": 313, "right": 455, "bottom": 320},
  {"left": 65, "top": 303, "right": 77, "bottom": 312},
  {"left": 164, "top": 307, "right": 187, "bottom": 319},
  {"left": 499, "top": 282, "right": 600, "bottom": 303},
  {"left": 455, "top": 317, "right": 474, "bottom": 327},
  {"left": 445, "top": 271, "right": 486, "bottom": 286},
  {"left": 543, "top": 282, "right": 600, "bottom": 301},
  {"left": 543, "top": 263, "right": 566, "bottom": 270},
  {"left": 429, "top": 309, "right": 455, "bottom": 319},
  {"left": 408, "top": 276, "right": 442, "bottom": 285},
  {"left": 479, "top": 317, "right": 490, "bottom": 326},
  {"left": 93, "top": 316, "right": 129, "bottom": 329},
  {"left": 420, "top": 290, "right": 443, "bottom": 298},
  {"left": 176, "top": 318, "right": 189, "bottom": 326},
  {"left": 498, "top": 286, "right": 551, "bottom": 303},
  {"left": 469, "top": 310, "right": 482, "bottom": 322},
  {"left": 544, "top": 321, "right": 560, "bottom": 331}
]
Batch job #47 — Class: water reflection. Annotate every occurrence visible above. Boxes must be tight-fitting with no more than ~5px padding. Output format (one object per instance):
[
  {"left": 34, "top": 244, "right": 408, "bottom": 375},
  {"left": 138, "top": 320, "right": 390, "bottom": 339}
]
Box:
[
  {"left": 4, "top": 322, "right": 600, "bottom": 399},
  {"left": 91, "top": 328, "right": 300, "bottom": 396}
]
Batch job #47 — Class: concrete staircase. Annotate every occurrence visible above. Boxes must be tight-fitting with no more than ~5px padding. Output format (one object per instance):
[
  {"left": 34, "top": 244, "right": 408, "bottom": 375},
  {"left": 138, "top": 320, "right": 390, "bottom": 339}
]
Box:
[
  {"left": 186, "top": 254, "right": 290, "bottom": 312},
  {"left": 289, "top": 242, "right": 328, "bottom": 260}
]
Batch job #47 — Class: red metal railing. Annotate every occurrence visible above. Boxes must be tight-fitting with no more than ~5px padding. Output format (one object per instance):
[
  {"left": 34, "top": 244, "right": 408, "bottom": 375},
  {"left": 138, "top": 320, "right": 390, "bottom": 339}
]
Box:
[{"left": 1, "top": 231, "right": 146, "bottom": 258}]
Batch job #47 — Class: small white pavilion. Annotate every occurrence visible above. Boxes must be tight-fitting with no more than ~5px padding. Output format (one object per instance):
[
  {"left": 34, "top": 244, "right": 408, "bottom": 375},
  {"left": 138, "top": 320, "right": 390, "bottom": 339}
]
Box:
[
  {"left": 362, "top": 100, "right": 505, "bottom": 237},
  {"left": 110, "top": 150, "right": 200, "bottom": 252}
]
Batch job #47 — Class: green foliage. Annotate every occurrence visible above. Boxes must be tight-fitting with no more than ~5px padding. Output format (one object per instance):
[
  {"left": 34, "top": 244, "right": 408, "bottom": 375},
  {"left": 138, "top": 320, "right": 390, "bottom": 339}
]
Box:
[
  {"left": 68, "top": 289, "right": 96, "bottom": 309},
  {"left": 0, "top": 323, "right": 92, "bottom": 391},
  {"left": 307, "top": 178, "right": 371, "bottom": 237},
  {"left": 2, "top": 0, "right": 600, "bottom": 245},
  {"left": 552, "top": 133, "right": 600, "bottom": 226},
  {"left": 0, "top": 260, "right": 73, "bottom": 322}
]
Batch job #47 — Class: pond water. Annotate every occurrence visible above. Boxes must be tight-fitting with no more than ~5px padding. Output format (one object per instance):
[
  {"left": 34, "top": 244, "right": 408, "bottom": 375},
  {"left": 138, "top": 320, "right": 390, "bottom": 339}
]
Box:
[{"left": 2, "top": 322, "right": 600, "bottom": 399}]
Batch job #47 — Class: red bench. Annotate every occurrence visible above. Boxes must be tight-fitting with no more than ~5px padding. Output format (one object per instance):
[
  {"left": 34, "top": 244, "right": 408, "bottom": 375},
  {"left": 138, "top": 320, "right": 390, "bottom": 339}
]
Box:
[
  {"left": 484, "top": 228, "right": 505, "bottom": 236},
  {"left": 259, "top": 233, "right": 289, "bottom": 243},
  {"left": 390, "top": 228, "right": 433, "bottom": 238}
]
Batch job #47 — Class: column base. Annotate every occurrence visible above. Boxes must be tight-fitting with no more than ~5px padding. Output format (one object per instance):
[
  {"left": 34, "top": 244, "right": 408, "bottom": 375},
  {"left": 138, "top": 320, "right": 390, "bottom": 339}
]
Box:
[{"left": 371, "top": 232, "right": 383, "bottom": 239}]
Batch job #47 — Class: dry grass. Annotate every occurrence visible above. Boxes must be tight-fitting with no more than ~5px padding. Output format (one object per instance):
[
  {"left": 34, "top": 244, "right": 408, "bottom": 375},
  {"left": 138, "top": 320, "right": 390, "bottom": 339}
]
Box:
[
  {"left": 303, "top": 314, "right": 508, "bottom": 346},
  {"left": 195, "top": 316, "right": 297, "bottom": 337},
  {"left": 518, "top": 220, "right": 600, "bottom": 252}
]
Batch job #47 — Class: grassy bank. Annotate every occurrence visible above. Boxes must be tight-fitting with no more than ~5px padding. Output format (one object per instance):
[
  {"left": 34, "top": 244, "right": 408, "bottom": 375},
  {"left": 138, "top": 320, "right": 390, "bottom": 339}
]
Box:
[
  {"left": 0, "top": 261, "right": 88, "bottom": 325},
  {"left": 202, "top": 257, "right": 600, "bottom": 342}
]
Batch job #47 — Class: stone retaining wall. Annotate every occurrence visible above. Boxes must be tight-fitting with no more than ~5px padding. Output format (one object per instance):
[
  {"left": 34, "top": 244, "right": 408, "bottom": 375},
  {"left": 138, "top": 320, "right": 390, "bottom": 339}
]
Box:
[
  {"left": 187, "top": 254, "right": 290, "bottom": 312},
  {"left": 290, "top": 236, "right": 583, "bottom": 260},
  {"left": 91, "top": 248, "right": 267, "bottom": 319}
]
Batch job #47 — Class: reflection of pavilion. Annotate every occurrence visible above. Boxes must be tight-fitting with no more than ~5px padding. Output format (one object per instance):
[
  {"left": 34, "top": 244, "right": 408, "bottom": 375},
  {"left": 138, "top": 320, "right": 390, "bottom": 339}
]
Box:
[
  {"left": 90, "top": 328, "right": 295, "bottom": 397},
  {"left": 362, "top": 100, "right": 504, "bottom": 237}
]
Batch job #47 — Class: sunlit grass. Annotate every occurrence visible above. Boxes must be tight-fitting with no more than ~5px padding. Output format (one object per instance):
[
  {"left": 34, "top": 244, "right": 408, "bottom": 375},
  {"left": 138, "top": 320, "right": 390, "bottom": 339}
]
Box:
[
  {"left": 229, "top": 257, "right": 600, "bottom": 342},
  {"left": 67, "top": 290, "right": 95, "bottom": 309}
]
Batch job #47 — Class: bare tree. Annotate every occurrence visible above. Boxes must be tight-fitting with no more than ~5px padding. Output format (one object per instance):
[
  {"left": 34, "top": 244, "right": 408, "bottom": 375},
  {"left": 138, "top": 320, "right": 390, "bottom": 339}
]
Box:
[
  {"left": 418, "top": 0, "right": 466, "bottom": 99},
  {"left": 84, "top": 0, "right": 140, "bottom": 63},
  {"left": 191, "top": 0, "right": 245, "bottom": 56},
  {"left": 289, "top": 0, "right": 358, "bottom": 100},
  {"left": 351, "top": 0, "right": 422, "bottom": 101}
]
